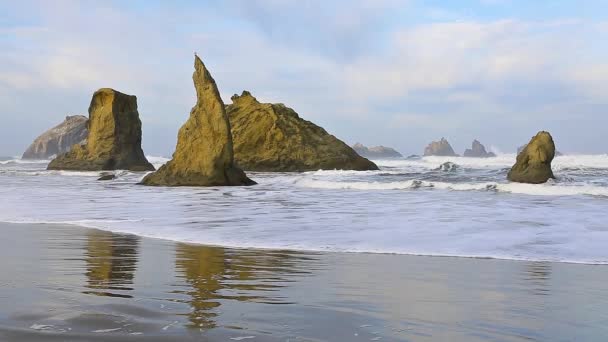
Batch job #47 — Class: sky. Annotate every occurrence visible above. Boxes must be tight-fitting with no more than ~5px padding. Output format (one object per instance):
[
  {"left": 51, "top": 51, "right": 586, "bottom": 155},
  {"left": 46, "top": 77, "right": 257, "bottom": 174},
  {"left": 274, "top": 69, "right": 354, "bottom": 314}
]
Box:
[{"left": 1, "top": 0, "right": 607, "bottom": 157}]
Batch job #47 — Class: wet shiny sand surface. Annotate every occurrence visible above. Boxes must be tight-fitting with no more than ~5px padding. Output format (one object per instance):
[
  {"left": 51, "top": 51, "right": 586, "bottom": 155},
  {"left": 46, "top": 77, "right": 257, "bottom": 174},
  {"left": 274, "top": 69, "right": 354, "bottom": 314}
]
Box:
[{"left": 0, "top": 223, "right": 607, "bottom": 341}]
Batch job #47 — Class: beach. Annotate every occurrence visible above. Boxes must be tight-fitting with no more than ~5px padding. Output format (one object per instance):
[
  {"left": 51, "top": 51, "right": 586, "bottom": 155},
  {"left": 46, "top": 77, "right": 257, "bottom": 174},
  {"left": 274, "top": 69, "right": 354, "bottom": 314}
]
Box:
[{"left": 0, "top": 222, "right": 606, "bottom": 341}]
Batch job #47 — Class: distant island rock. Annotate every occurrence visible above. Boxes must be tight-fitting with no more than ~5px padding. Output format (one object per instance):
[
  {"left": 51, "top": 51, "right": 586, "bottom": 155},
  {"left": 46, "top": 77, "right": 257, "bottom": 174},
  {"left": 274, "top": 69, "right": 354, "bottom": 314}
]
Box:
[
  {"left": 352, "top": 143, "right": 403, "bottom": 159},
  {"left": 22, "top": 115, "right": 88, "bottom": 159},
  {"left": 47, "top": 89, "right": 154, "bottom": 171},
  {"left": 508, "top": 131, "right": 555, "bottom": 184},
  {"left": 141, "top": 56, "right": 255, "bottom": 186},
  {"left": 424, "top": 138, "right": 458, "bottom": 157},
  {"left": 463, "top": 139, "right": 496, "bottom": 158},
  {"left": 225, "top": 91, "right": 378, "bottom": 172}
]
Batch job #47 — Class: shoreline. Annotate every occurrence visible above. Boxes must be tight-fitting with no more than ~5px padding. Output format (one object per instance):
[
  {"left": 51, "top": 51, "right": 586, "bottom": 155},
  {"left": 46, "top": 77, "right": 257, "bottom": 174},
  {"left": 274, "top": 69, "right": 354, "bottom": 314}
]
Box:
[
  {"left": 1, "top": 222, "right": 607, "bottom": 341},
  {"left": 2, "top": 220, "right": 607, "bottom": 266}
]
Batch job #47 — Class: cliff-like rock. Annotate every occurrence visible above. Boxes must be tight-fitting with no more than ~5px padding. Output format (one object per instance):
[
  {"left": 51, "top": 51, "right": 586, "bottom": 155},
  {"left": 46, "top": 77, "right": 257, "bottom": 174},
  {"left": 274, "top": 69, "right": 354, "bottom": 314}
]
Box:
[
  {"left": 352, "top": 143, "right": 403, "bottom": 159},
  {"left": 508, "top": 131, "right": 555, "bottom": 184},
  {"left": 225, "top": 91, "right": 378, "bottom": 172},
  {"left": 47, "top": 89, "right": 154, "bottom": 171},
  {"left": 463, "top": 139, "right": 496, "bottom": 158},
  {"left": 141, "top": 56, "right": 254, "bottom": 186},
  {"left": 22, "top": 115, "right": 88, "bottom": 159},
  {"left": 424, "top": 138, "right": 458, "bottom": 157}
]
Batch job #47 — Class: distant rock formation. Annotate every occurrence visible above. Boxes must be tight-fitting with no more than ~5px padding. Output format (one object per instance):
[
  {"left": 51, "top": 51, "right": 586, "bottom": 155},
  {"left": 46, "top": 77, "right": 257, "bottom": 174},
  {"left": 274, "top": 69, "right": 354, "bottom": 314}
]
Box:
[
  {"left": 141, "top": 56, "right": 255, "bottom": 186},
  {"left": 424, "top": 138, "right": 458, "bottom": 157},
  {"left": 508, "top": 131, "right": 555, "bottom": 184},
  {"left": 225, "top": 91, "right": 378, "bottom": 172},
  {"left": 463, "top": 140, "right": 496, "bottom": 158},
  {"left": 47, "top": 89, "right": 154, "bottom": 171},
  {"left": 352, "top": 143, "right": 403, "bottom": 159},
  {"left": 22, "top": 115, "right": 88, "bottom": 159},
  {"left": 406, "top": 154, "right": 422, "bottom": 160}
]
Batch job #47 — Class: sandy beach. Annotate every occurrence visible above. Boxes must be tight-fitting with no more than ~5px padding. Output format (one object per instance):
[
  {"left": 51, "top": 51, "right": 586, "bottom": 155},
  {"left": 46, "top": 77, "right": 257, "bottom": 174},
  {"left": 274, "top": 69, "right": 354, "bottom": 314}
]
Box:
[{"left": 0, "top": 222, "right": 605, "bottom": 341}]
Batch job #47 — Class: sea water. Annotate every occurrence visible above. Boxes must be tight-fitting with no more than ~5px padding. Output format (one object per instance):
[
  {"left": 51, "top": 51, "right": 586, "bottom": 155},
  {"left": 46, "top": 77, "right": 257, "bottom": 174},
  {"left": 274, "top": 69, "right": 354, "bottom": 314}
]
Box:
[{"left": 1, "top": 154, "right": 608, "bottom": 264}]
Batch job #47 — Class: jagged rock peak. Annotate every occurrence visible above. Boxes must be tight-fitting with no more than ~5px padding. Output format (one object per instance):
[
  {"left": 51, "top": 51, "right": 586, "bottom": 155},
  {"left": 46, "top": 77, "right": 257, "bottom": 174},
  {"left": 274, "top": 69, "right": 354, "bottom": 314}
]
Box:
[{"left": 141, "top": 56, "right": 255, "bottom": 186}]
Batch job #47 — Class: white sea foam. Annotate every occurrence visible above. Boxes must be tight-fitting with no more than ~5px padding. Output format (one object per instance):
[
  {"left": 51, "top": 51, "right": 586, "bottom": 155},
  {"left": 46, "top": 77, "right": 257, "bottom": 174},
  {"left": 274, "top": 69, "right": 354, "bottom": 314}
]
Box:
[{"left": 1, "top": 153, "right": 608, "bottom": 264}]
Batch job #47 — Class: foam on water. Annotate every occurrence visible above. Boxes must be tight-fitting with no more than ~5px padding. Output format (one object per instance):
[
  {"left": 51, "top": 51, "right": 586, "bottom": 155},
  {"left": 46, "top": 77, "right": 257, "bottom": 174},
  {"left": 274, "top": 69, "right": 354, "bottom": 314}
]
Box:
[{"left": 1, "top": 154, "right": 608, "bottom": 264}]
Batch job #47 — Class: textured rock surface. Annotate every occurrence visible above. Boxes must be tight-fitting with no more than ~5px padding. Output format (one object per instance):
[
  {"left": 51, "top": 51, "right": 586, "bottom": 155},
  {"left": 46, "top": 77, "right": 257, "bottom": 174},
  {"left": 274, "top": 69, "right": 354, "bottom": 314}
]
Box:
[
  {"left": 47, "top": 89, "right": 154, "bottom": 171},
  {"left": 519, "top": 144, "right": 562, "bottom": 156},
  {"left": 424, "top": 138, "right": 458, "bottom": 156},
  {"left": 141, "top": 56, "right": 254, "bottom": 186},
  {"left": 508, "top": 131, "right": 555, "bottom": 184},
  {"left": 22, "top": 115, "right": 88, "bottom": 159},
  {"left": 463, "top": 139, "right": 496, "bottom": 158},
  {"left": 226, "top": 91, "right": 378, "bottom": 172},
  {"left": 352, "top": 143, "right": 403, "bottom": 159}
]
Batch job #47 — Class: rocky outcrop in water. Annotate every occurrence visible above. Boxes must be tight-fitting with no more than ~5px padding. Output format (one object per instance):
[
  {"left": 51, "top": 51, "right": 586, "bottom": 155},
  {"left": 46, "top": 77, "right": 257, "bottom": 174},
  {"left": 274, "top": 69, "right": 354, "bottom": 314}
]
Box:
[
  {"left": 47, "top": 89, "right": 154, "bottom": 171},
  {"left": 463, "top": 139, "right": 496, "bottom": 158},
  {"left": 519, "top": 144, "right": 563, "bottom": 156},
  {"left": 352, "top": 143, "right": 403, "bottom": 159},
  {"left": 225, "top": 91, "right": 378, "bottom": 172},
  {"left": 141, "top": 56, "right": 254, "bottom": 186},
  {"left": 424, "top": 138, "right": 458, "bottom": 157},
  {"left": 436, "top": 161, "right": 459, "bottom": 172},
  {"left": 22, "top": 115, "right": 88, "bottom": 159},
  {"left": 508, "top": 131, "right": 555, "bottom": 184}
]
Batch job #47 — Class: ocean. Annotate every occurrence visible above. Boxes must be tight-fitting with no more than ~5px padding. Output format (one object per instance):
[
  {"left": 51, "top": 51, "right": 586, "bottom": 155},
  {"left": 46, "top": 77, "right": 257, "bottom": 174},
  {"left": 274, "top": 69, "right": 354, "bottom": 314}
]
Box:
[{"left": 1, "top": 154, "right": 608, "bottom": 264}]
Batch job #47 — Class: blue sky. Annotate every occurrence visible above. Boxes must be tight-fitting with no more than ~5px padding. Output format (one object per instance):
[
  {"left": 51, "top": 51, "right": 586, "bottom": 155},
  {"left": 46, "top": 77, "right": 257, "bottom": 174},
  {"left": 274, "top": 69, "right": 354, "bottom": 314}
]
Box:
[{"left": 1, "top": 0, "right": 607, "bottom": 156}]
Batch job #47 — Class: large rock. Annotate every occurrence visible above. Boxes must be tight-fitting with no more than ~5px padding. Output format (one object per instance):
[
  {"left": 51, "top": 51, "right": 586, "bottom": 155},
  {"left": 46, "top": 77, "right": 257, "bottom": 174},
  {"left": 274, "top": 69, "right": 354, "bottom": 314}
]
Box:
[
  {"left": 424, "top": 138, "right": 458, "bottom": 157},
  {"left": 47, "top": 89, "right": 154, "bottom": 171},
  {"left": 507, "top": 131, "right": 555, "bottom": 184},
  {"left": 352, "top": 143, "right": 403, "bottom": 159},
  {"left": 141, "top": 56, "right": 254, "bottom": 186},
  {"left": 225, "top": 91, "right": 378, "bottom": 172},
  {"left": 22, "top": 115, "right": 88, "bottom": 159},
  {"left": 518, "top": 144, "right": 563, "bottom": 156},
  {"left": 463, "top": 139, "right": 496, "bottom": 158}
]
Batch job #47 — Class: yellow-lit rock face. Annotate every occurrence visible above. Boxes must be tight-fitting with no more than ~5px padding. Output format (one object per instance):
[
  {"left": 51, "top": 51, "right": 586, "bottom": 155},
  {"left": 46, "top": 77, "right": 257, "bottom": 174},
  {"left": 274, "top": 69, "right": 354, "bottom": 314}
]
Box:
[
  {"left": 508, "top": 131, "right": 556, "bottom": 184},
  {"left": 226, "top": 91, "right": 378, "bottom": 172},
  {"left": 141, "top": 56, "right": 255, "bottom": 186},
  {"left": 47, "top": 88, "right": 154, "bottom": 171}
]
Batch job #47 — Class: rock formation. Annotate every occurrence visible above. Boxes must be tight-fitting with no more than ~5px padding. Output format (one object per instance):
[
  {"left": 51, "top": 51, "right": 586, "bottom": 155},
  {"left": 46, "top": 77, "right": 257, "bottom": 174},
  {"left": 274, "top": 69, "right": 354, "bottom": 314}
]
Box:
[
  {"left": 507, "top": 131, "right": 555, "bottom": 184},
  {"left": 424, "top": 138, "right": 458, "bottom": 157},
  {"left": 436, "top": 161, "right": 459, "bottom": 172},
  {"left": 141, "top": 56, "right": 255, "bottom": 186},
  {"left": 22, "top": 115, "right": 88, "bottom": 159},
  {"left": 519, "top": 144, "right": 562, "bottom": 156},
  {"left": 352, "top": 143, "right": 403, "bottom": 159},
  {"left": 47, "top": 89, "right": 154, "bottom": 171},
  {"left": 225, "top": 91, "right": 378, "bottom": 172},
  {"left": 463, "top": 139, "right": 496, "bottom": 158}
]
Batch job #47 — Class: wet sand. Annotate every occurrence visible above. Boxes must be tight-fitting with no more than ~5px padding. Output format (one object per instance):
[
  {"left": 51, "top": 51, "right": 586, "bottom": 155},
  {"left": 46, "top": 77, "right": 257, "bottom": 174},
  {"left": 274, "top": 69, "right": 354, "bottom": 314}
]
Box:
[{"left": 0, "top": 223, "right": 607, "bottom": 341}]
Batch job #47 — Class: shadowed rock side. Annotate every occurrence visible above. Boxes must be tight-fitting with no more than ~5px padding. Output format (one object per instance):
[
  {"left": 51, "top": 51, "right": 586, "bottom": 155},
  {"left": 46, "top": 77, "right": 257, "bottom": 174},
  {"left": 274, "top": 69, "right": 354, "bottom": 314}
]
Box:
[
  {"left": 508, "top": 131, "right": 555, "bottom": 184},
  {"left": 463, "top": 139, "right": 496, "bottom": 158},
  {"left": 352, "top": 143, "right": 403, "bottom": 159},
  {"left": 424, "top": 138, "right": 458, "bottom": 156},
  {"left": 141, "top": 56, "right": 254, "bottom": 186},
  {"left": 47, "top": 89, "right": 154, "bottom": 171},
  {"left": 22, "top": 115, "right": 88, "bottom": 159},
  {"left": 226, "top": 91, "right": 378, "bottom": 172}
]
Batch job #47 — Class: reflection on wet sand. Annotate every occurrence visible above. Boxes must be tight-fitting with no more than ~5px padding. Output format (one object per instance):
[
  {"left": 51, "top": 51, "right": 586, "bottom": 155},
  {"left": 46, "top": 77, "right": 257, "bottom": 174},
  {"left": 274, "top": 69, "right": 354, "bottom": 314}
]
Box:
[
  {"left": 174, "top": 243, "right": 318, "bottom": 329},
  {"left": 523, "top": 262, "right": 552, "bottom": 296},
  {"left": 83, "top": 230, "right": 139, "bottom": 298}
]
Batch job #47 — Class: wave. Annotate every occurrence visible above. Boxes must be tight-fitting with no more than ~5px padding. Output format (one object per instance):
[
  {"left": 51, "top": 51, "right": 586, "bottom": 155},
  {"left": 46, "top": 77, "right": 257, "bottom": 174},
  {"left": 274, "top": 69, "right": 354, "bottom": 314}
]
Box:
[{"left": 295, "top": 178, "right": 608, "bottom": 197}]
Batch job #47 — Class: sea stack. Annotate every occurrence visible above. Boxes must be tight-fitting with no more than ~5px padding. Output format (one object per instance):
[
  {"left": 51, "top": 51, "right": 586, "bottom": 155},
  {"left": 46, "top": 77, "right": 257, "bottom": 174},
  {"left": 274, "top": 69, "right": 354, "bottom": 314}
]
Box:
[
  {"left": 463, "top": 140, "right": 496, "bottom": 158},
  {"left": 225, "top": 91, "right": 378, "bottom": 172},
  {"left": 47, "top": 89, "right": 154, "bottom": 171},
  {"left": 22, "top": 115, "right": 88, "bottom": 159},
  {"left": 141, "top": 56, "right": 254, "bottom": 186},
  {"left": 352, "top": 143, "right": 403, "bottom": 159},
  {"left": 507, "top": 131, "right": 555, "bottom": 184},
  {"left": 424, "top": 138, "right": 458, "bottom": 156}
]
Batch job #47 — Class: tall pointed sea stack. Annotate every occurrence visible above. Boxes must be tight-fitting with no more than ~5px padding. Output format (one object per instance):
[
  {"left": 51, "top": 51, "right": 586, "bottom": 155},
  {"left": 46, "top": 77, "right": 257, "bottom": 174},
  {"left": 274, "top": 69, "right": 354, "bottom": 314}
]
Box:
[
  {"left": 226, "top": 91, "right": 378, "bottom": 171},
  {"left": 507, "top": 131, "right": 555, "bottom": 184},
  {"left": 141, "top": 56, "right": 254, "bottom": 186},
  {"left": 47, "top": 89, "right": 154, "bottom": 171}
]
